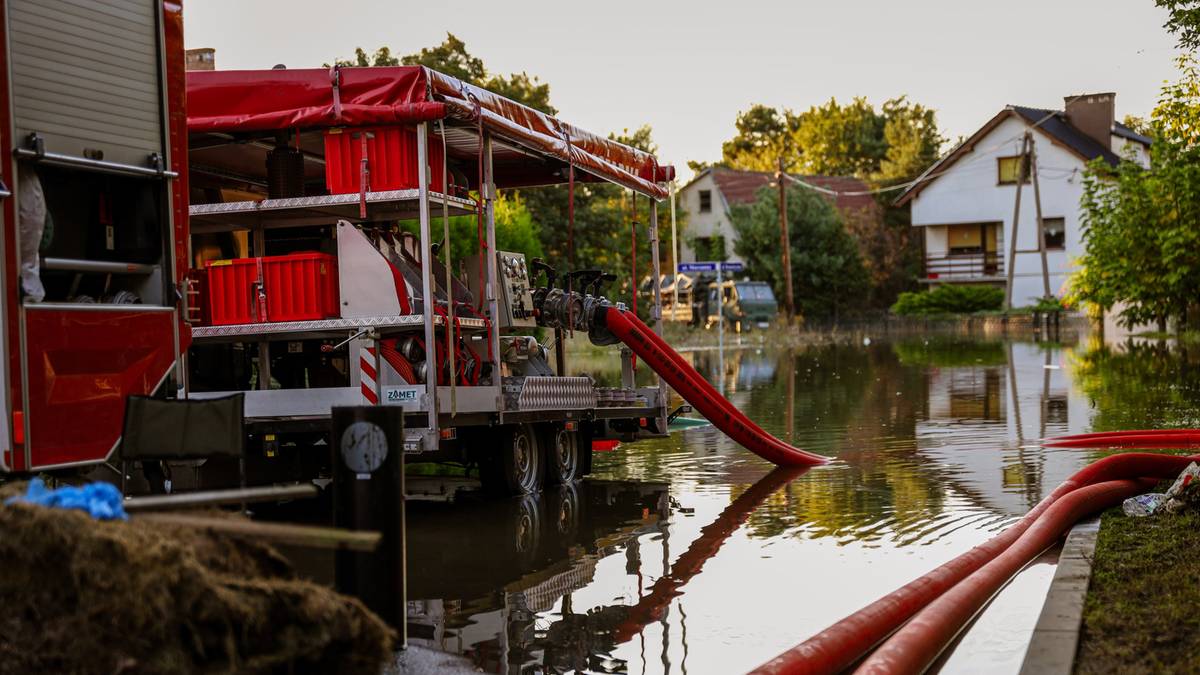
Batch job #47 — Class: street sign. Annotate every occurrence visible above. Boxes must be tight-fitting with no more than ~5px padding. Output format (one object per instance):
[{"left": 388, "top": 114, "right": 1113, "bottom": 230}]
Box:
[{"left": 678, "top": 261, "right": 744, "bottom": 273}]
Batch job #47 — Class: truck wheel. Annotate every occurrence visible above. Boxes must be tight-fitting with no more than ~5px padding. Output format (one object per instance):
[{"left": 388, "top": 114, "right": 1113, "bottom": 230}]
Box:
[
  {"left": 543, "top": 424, "right": 581, "bottom": 485},
  {"left": 490, "top": 424, "right": 543, "bottom": 495}
]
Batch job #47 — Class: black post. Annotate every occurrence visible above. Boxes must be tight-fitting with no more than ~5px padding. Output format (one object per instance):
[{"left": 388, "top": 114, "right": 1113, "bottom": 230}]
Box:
[{"left": 332, "top": 406, "right": 406, "bottom": 646}]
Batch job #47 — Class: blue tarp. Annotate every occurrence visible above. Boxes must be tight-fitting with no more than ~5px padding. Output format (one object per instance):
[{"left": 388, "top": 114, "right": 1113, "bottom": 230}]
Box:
[{"left": 5, "top": 478, "right": 128, "bottom": 521}]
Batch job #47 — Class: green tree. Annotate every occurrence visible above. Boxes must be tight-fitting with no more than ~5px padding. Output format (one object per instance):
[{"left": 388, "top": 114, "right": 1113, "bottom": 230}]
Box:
[
  {"left": 1069, "top": 56, "right": 1200, "bottom": 330},
  {"left": 721, "top": 105, "right": 802, "bottom": 172},
  {"left": 1158, "top": 0, "right": 1200, "bottom": 50},
  {"left": 731, "top": 185, "right": 868, "bottom": 320},
  {"left": 399, "top": 193, "right": 542, "bottom": 261},
  {"left": 718, "top": 96, "right": 943, "bottom": 182}
]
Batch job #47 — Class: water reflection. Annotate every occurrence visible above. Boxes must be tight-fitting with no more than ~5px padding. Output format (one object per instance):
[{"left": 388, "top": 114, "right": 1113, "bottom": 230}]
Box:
[{"left": 407, "top": 335, "right": 1200, "bottom": 674}]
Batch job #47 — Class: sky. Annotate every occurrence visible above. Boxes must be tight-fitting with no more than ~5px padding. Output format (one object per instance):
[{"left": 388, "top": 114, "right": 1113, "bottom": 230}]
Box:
[{"left": 186, "top": 0, "right": 1183, "bottom": 180}]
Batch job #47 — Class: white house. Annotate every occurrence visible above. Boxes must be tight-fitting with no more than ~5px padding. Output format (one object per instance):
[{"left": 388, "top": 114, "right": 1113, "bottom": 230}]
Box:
[
  {"left": 678, "top": 167, "right": 877, "bottom": 264},
  {"left": 897, "top": 93, "right": 1151, "bottom": 306}
]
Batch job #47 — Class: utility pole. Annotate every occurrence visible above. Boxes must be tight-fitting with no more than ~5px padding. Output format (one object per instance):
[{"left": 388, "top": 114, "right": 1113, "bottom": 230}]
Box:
[
  {"left": 1030, "top": 141, "right": 1052, "bottom": 299},
  {"left": 777, "top": 157, "right": 795, "bottom": 322},
  {"left": 1004, "top": 133, "right": 1031, "bottom": 309}
]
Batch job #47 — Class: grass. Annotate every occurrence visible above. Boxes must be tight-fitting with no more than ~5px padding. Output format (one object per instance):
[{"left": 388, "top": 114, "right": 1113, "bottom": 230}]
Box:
[{"left": 1075, "top": 501, "right": 1200, "bottom": 674}]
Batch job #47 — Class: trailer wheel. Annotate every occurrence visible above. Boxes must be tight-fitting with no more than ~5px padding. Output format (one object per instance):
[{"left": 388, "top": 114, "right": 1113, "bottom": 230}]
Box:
[
  {"left": 485, "top": 424, "right": 543, "bottom": 495},
  {"left": 542, "top": 424, "right": 581, "bottom": 485}
]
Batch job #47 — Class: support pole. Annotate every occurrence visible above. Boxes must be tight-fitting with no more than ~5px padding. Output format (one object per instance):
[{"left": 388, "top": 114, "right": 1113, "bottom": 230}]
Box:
[
  {"left": 1030, "top": 140, "right": 1052, "bottom": 299},
  {"left": 670, "top": 182, "right": 679, "bottom": 322},
  {"left": 416, "top": 123, "right": 438, "bottom": 441},
  {"left": 1004, "top": 133, "right": 1031, "bottom": 309},
  {"left": 482, "top": 133, "right": 502, "bottom": 398},
  {"left": 649, "top": 198, "right": 667, "bottom": 418},
  {"left": 777, "top": 158, "right": 794, "bottom": 323}
]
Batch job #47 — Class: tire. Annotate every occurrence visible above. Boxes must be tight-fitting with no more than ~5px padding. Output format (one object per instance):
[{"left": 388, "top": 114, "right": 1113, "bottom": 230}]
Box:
[
  {"left": 510, "top": 494, "right": 542, "bottom": 565},
  {"left": 542, "top": 424, "right": 581, "bottom": 485},
  {"left": 489, "top": 424, "right": 543, "bottom": 495},
  {"left": 545, "top": 482, "right": 580, "bottom": 541}
]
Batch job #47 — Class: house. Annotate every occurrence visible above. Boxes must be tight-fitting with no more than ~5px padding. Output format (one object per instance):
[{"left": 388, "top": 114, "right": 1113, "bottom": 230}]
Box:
[
  {"left": 897, "top": 93, "right": 1151, "bottom": 305},
  {"left": 677, "top": 167, "right": 878, "bottom": 264}
]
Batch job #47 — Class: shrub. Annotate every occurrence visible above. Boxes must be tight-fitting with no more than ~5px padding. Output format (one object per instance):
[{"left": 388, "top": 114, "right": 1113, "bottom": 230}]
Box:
[{"left": 890, "top": 284, "right": 1004, "bottom": 315}]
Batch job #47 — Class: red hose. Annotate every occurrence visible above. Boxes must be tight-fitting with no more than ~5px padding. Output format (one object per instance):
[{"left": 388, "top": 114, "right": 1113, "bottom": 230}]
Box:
[
  {"left": 1045, "top": 431, "right": 1200, "bottom": 448},
  {"left": 602, "top": 307, "right": 827, "bottom": 467},
  {"left": 753, "top": 452, "right": 1200, "bottom": 674},
  {"left": 855, "top": 477, "right": 1157, "bottom": 674}
]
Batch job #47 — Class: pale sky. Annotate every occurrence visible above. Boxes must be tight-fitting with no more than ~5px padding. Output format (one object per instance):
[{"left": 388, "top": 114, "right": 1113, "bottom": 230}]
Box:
[{"left": 186, "top": 0, "right": 1182, "bottom": 180}]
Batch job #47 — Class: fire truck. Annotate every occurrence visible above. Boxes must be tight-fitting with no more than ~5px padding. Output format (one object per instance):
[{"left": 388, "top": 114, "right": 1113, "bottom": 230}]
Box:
[{"left": 1, "top": 1, "right": 822, "bottom": 495}]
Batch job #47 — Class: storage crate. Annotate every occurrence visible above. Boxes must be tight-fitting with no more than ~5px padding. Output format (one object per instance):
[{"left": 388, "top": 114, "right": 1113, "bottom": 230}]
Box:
[
  {"left": 324, "top": 126, "right": 446, "bottom": 195},
  {"left": 205, "top": 253, "right": 340, "bottom": 325}
]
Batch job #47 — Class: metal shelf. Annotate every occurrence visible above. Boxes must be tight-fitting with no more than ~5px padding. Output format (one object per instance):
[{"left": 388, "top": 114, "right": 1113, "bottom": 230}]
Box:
[
  {"left": 189, "top": 189, "right": 477, "bottom": 232},
  {"left": 191, "top": 313, "right": 487, "bottom": 342}
]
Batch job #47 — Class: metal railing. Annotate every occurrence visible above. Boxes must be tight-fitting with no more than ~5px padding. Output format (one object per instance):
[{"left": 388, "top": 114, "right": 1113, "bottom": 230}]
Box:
[{"left": 925, "top": 252, "right": 1003, "bottom": 279}]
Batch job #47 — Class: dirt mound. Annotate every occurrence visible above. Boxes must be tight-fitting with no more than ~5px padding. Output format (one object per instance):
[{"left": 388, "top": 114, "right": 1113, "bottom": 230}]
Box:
[{"left": 0, "top": 494, "right": 393, "bottom": 675}]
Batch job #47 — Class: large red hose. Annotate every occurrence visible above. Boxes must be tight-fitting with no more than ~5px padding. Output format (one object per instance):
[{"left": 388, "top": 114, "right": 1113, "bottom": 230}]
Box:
[
  {"left": 1044, "top": 430, "right": 1200, "bottom": 448},
  {"left": 753, "top": 452, "right": 1200, "bottom": 674},
  {"left": 855, "top": 477, "right": 1156, "bottom": 674},
  {"left": 602, "top": 307, "right": 828, "bottom": 467}
]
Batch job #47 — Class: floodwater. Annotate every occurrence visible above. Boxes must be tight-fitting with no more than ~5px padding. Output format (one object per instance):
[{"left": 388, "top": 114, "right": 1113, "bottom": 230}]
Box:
[{"left": 404, "top": 334, "right": 1200, "bottom": 674}]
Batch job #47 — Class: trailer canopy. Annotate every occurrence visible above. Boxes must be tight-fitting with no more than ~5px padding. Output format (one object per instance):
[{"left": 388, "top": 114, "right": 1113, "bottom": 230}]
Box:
[{"left": 187, "top": 66, "right": 673, "bottom": 199}]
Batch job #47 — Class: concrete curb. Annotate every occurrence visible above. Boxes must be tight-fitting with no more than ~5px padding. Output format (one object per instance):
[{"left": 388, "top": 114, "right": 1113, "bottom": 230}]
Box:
[{"left": 1018, "top": 516, "right": 1100, "bottom": 675}]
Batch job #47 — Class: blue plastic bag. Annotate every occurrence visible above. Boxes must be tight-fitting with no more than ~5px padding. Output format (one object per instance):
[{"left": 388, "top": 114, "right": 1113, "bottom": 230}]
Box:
[{"left": 5, "top": 478, "right": 128, "bottom": 521}]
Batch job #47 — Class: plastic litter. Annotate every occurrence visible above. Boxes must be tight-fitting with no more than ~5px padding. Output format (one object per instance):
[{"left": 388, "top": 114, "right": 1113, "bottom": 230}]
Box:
[
  {"left": 1163, "top": 461, "right": 1200, "bottom": 514},
  {"left": 5, "top": 478, "right": 128, "bottom": 521},
  {"left": 1121, "top": 492, "right": 1167, "bottom": 517}
]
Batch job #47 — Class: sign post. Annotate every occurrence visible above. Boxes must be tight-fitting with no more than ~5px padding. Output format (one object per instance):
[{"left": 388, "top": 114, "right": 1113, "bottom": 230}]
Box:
[{"left": 678, "top": 261, "right": 744, "bottom": 392}]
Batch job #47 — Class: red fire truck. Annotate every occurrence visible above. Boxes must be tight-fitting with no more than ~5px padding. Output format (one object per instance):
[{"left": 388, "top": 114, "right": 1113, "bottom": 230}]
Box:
[
  {"left": 0, "top": 0, "right": 189, "bottom": 474},
  {"left": 1, "top": 1, "right": 820, "bottom": 494}
]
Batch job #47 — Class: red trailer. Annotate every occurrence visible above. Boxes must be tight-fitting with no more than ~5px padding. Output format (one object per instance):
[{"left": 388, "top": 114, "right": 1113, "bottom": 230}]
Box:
[{"left": 0, "top": 0, "right": 189, "bottom": 473}]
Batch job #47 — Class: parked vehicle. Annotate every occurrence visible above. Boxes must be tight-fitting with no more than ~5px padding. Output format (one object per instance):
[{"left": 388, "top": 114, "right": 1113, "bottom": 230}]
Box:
[{"left": 693, "top": 279, "right": 778, "bottom": 332}]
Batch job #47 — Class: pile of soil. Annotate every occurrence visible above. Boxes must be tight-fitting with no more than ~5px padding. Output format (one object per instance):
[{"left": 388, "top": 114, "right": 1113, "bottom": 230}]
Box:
[{"left": 0, "top": 487, "right": 393, "bottom": 675}]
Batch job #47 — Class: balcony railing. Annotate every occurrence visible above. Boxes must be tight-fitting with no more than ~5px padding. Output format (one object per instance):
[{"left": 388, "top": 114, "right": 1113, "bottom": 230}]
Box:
[{"left": 925, "top": 252, "right": 1004, "bottom": 280}]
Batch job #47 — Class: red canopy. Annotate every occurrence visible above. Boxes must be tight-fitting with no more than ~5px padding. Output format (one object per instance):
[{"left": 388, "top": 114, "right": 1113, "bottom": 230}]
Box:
[{"left": 187, "top": 66, "right": 673, "bottom": 199}]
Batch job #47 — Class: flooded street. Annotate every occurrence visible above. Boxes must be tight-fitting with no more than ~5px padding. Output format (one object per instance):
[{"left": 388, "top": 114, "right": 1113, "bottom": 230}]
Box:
[{"left": 405, "top": 334, "right": 1200, "bottom": 674}]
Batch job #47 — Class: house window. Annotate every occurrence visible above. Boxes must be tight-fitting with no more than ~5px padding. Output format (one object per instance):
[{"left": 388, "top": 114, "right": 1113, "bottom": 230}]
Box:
[
  {"left": 692, "top": 235, "right": 726, "bottom": 261},
  {"left": 1042, "top": 217, "right": 1065, "bottom": 250},
  {"left": 699, "top": 189, "right": 712, "bottom": 213},
  {"left": 997, "top": 156, "right": 1032, "bottom": 185}
]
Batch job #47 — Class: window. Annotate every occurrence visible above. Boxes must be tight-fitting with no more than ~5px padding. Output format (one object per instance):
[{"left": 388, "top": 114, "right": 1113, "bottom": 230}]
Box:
[
  {"left": 1042, "top": 217, "right": 1065, "bottom": 250},
  {"left": 691, "top": 235, "right": 726, "bottom": 261},
  {"left": 997, "top": 156, "right": 1032, "bottom": 185},
  {"left": 699, "top": 189, "right": 712, "bottom": 213}
]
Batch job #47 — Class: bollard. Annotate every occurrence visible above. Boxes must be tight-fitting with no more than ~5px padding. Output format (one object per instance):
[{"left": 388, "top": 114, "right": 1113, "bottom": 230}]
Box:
[{"left": 332, "top": 406, "right": 406, "bottom": 647}]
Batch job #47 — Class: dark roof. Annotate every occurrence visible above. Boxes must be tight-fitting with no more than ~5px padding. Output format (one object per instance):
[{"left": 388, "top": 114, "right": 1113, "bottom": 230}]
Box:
[
  {"left": 1010, "top": 106, "right": 1122, "bottom": 166},
  {"left": 1113, "top": 121, "right": 1153, "bottom": 146},
  {"left": 708, "top": 167, "right": 878, "bottom": 215},
  {"left": 897, "top": 104, "right": 1151, "bottom": 206}
]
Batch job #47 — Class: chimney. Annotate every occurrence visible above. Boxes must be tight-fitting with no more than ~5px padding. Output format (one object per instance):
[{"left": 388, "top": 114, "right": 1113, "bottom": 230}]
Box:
[
  {"left": 185, "top": 48, "right": 216, "bottom": 71},
  {"left": 1064, "top": 93, "right": 1115, "bottom": 150}
]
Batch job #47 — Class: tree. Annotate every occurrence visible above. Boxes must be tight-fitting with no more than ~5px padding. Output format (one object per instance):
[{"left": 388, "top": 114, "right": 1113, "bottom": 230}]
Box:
[
  {"left": 1158, "top": 0, "right": 1200, "bottom": 50},
  {"left": 721, "top": 105, "right": 802, "bottom": 172},
  {"left": 717, "top": 96, "right": 943, "bottom": 182},
  {"left": 399, "top": 193, "right": 543, "bottom": 263},
  {"left": 1068, "top": 55, "right": 1200, "bottom": 330},
  {"left": 731, "top": 185, "right": 868, "bottom": 320}
]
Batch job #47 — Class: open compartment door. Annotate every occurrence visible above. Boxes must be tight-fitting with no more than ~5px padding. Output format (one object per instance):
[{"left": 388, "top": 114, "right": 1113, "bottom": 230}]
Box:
[{"left": 22, "top": 305, "right": 177, "bottom": 469}]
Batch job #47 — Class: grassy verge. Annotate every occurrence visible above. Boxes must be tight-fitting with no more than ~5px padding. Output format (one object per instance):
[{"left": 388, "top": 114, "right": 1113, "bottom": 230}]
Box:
[{"left": 1075, "top": 504, "right": 1200, "bottom": 674}]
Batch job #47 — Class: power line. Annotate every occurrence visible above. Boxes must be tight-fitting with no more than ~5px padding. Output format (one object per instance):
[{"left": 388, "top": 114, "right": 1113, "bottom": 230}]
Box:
[{"left": 778, "top": 95, "right": 1097, "bottom": 198}]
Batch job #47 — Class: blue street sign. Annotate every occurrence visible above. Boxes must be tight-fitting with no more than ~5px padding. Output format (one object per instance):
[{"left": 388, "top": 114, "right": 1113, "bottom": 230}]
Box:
[{"left": 679, "top": 261, "right": 744, "bottom": 273}]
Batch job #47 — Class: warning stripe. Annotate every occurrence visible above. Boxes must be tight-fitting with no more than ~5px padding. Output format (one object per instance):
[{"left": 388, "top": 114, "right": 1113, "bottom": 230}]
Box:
[{"left": 361, "top": 346, "right": 379, "bottom": 404}]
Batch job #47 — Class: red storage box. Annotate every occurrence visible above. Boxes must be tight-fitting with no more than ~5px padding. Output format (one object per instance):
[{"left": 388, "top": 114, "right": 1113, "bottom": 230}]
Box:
[
  {"left": 205, "top": 253, "right": 340, "bottom": 325},
  {"left": 324, "top": 126, "right": 445, "bottom": 195}
]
